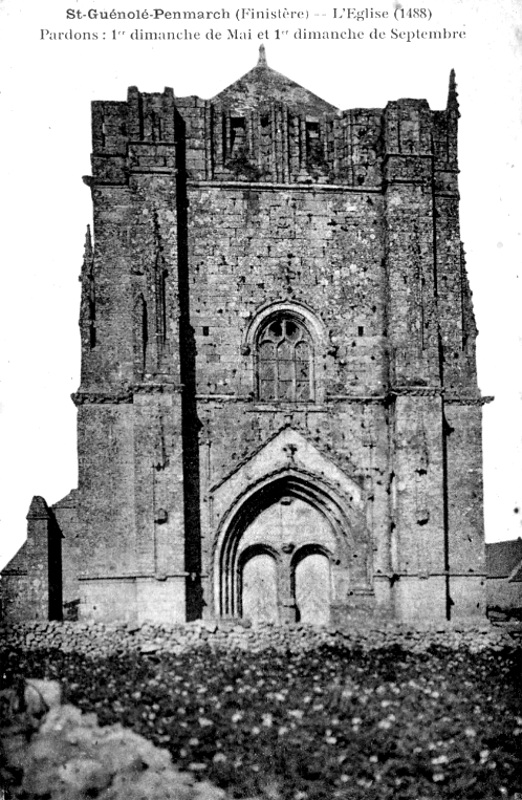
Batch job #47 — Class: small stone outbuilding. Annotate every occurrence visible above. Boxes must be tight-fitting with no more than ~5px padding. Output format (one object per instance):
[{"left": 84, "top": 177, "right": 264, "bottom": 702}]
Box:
[
  {"left": 1, "top": 50, "right": 489, "bottom": 626},
  {"left": 486, "top": 539, "right": 522, "bottom": 616}
]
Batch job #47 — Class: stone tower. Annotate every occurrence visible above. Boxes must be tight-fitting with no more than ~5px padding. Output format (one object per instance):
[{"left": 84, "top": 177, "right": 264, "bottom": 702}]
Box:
[{"left": 1, "top": 52, "right": 488, "bottom": 625}]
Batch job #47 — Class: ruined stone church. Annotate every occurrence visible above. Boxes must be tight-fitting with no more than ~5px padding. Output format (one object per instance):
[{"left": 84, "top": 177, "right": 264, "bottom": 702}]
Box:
[{"left": 1, "top": 49, "right": 488, "bottom": 625}]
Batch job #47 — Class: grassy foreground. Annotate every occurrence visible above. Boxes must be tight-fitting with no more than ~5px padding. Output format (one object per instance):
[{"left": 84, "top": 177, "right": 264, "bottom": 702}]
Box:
[{"left": 2, "top": 641, "right": 521, "bottom": 800}]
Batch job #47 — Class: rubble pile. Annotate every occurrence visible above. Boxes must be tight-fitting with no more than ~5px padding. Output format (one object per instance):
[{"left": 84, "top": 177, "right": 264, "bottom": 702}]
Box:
[{"left": 0, "top": 679, "right": 239, "bottom": 800}]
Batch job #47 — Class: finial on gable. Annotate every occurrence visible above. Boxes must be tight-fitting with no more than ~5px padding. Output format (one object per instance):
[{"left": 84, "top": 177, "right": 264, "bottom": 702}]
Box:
[
  {"left": 447, "top": 69, "right": 459, "bottom": 113},
  {"left": 257, "top": 44, "right": 267, "bottom": 68}
]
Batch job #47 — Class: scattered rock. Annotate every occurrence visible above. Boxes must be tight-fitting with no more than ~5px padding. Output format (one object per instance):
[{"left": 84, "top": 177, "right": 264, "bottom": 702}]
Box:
[
  {"left": 25, "top": 679, "right": 62, "bottom": 716},
  {"left": 126, "top": 623, "right": 141, "bottom": 634},
  {"left": 140, "top": 644, "right": 159, "bottom": 654}
]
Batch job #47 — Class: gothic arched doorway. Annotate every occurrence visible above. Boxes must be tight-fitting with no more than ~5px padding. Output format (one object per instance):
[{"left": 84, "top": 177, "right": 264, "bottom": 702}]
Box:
[
  {"left": 239, "top": 545, "right": 280, "bottom": 623},
  {"left": 215, "top": 473, "right": 353, "bottom": 625},
  {"left": 292, "top": 545, "right": 331, "bottom": 625}
]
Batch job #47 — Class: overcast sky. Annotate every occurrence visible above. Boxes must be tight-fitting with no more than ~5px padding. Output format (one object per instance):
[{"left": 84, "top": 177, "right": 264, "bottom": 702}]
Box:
[{"left": 1, "top": 0, "right": 521, "bottom": 567}]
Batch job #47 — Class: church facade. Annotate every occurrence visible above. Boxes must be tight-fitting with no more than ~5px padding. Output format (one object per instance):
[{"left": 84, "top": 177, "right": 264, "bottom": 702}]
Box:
[{"left": 1, "top": 50, "right": 488, "bottom": 625}]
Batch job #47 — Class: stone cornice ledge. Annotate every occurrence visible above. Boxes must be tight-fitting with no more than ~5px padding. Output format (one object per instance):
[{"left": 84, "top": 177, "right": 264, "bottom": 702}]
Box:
[
  {"left": 389, "top": 387, "right": 493, "bottom": 405},
  {"left": 445, "top": 394, "right": 494, "bottom": 406},
  {"left": 72, "top": 382, "right": 184, "bottom": 405},
  {"left": 72, "top": 390, "right": 134, "bottom": 406}
]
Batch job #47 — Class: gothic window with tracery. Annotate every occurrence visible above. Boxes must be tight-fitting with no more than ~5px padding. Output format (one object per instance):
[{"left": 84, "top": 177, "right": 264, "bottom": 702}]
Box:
[{"left": 257, "top": 316, "right": 313, "bottom": 402}]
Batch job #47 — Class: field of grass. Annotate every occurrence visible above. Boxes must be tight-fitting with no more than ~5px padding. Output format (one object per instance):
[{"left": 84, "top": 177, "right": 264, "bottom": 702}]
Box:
[{"left": 2, "top": 641, "right": 521, "bottom": 799}]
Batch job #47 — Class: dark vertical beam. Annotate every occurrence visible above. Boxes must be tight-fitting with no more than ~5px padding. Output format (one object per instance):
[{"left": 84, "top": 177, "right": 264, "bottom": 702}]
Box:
[{"left": 175, "top": 109, "right": 203, "bottom": 621}]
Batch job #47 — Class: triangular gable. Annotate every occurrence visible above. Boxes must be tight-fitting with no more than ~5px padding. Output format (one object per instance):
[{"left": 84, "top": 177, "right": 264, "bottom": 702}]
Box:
[
  {"left": 210, "top": 426, "right": 365, "bottom": 516},
  {"left": 210, "top": 423, "right": 360, "bottom": 495},
  {"left": 212, "top": 48, "right": 337, "bottom": 115}
]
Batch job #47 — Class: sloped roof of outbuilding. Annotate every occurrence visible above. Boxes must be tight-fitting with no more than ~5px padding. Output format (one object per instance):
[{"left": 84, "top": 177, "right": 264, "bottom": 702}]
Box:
[
  {"left": 486, "top": 539, "right": 522, "bottom": 580},
  {"left": 212, "top": 45, "right": 337, "bottom": 114},
  {"left": 510, "top": 560, "right": 522, "bottom": 583}
]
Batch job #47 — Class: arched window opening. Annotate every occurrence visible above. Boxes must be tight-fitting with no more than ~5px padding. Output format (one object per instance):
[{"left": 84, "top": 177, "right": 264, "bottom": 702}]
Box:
[
  {"left": 257, "top": 316, "right": 313, "bottom": 402},
  {"left": 230, "top": 116, "right": 246, "bottom": 157},
  {"left": 306, "top": 119, "right": 324, "bottom": 170}
]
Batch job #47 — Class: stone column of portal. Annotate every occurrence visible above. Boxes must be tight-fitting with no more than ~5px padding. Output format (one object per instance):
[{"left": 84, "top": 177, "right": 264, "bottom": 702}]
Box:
[
  {"left": 279, "top": 547, "right": 298, "bottom": 623},
  {"left": 383, "top": 99, "right": 448, "bottom": 623}
]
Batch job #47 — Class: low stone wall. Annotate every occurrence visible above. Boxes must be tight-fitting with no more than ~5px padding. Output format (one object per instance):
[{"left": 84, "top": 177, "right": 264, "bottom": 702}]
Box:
[{"left": 0, "top": 618, "right": 518, "bottom": 658}]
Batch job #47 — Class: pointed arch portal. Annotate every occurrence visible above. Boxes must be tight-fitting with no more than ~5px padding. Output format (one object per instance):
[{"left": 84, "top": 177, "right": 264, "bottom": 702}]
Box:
[{"left": 215, "top": 472, "right": 362, "bottom": 624}]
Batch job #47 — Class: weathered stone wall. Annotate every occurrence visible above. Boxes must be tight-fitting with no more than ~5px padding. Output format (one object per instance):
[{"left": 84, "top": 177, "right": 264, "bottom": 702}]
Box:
[
  {"left": 188, "top": 187, "right": 386, "bottom": 396},
  {"left": 0, "top": 618, "right": 513, "bottom": 659},
  {"left": 487, "top": 578, "right": 522, "bottom": 612}
]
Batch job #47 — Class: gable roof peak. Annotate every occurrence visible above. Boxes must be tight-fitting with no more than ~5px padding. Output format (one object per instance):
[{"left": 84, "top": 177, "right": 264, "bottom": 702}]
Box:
[{"left": 211, "top": 48, "right": 337, "bottom": 114}]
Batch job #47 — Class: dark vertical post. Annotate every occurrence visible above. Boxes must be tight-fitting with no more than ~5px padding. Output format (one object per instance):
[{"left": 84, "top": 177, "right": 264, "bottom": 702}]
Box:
[{"left": 175, "top": 110, "right": 203, "bottom": 620}]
